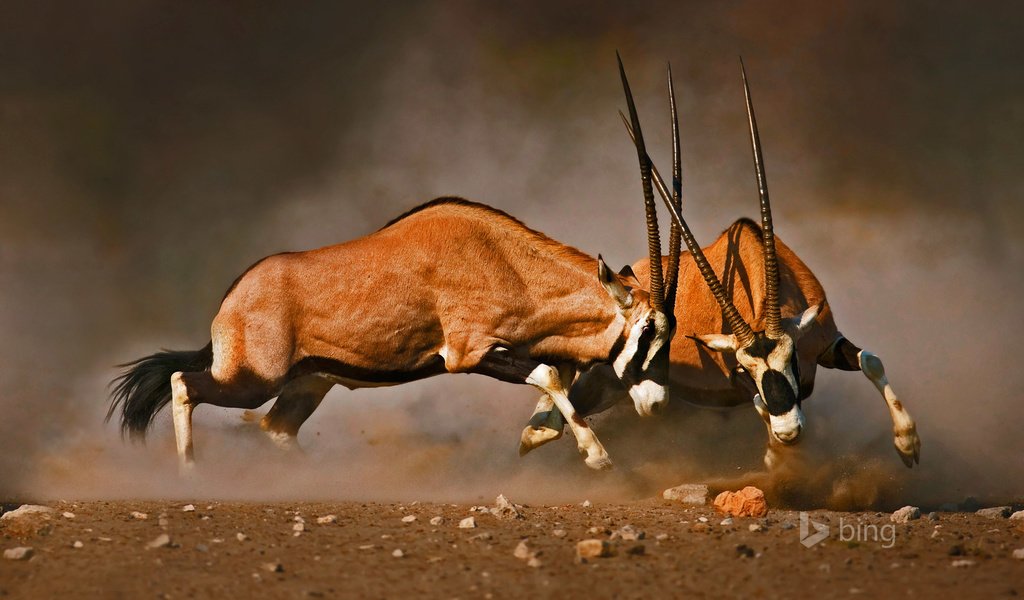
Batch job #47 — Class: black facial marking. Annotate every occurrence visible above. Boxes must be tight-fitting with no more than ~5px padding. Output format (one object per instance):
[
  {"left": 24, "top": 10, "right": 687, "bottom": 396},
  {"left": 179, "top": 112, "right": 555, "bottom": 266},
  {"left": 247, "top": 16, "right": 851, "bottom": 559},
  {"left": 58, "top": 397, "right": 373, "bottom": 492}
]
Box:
[
  {"left": 744, "top": 334, "right": 778, "bottom": 360},
  {"left": 760, "top": 369, "right": 797, "bottom": 416},
  {"left": 623, "top": 320, "right": 656, "bottom": 381}
]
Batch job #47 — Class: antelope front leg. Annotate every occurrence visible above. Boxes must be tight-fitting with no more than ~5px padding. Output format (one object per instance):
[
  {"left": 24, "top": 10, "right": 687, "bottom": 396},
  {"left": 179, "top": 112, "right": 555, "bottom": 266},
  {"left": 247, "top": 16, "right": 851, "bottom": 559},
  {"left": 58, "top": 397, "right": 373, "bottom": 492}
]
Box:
[
  {"left": 859, "top": 350, "right": 920, "bottom": 467},
  {"left": 169, "top": 372, "right": 196, "bottom": 474},
  {"left": 519, "top": 394, "right": 564, "bottom": 456},
  {"left": 526, "top": 364, "right": 611, "bottom": 470}
]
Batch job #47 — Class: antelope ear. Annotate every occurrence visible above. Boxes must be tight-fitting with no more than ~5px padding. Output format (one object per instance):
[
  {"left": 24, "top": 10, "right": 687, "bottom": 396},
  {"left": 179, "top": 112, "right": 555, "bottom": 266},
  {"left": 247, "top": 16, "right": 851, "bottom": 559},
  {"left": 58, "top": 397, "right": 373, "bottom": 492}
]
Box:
[
  {"left": 688, "top": 333, "right": 738, "bottom": 353},
  {"left": 617, "top": 264, "right": 637, "bottom": 279},
  {"left": 785, "top": 303, "right": 822, "bottom": 339},
  {"left": 598, "top": 255, "right": 633, "bottom": 310}
]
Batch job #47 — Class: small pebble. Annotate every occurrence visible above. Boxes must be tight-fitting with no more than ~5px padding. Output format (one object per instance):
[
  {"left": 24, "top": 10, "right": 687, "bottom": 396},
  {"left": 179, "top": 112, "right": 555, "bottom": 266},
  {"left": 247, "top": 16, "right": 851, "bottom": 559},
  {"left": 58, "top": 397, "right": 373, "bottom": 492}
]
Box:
[
  {"left": 261, "top": 561, "right": 284, "bottom": 573},
  {"left": 401, "top": 515, "right": 417, "bottom": 523},
  {"left": 316, "top": 515, "right": 337, "bottom": 525},
  {"left": 182, "top": 504, "right": 195, "bottom": 512},
  {"left": 3, "top": 547, "right": 34, "bottom": 561},
  {"left": 581, "top": 500, "right": 592, "bottom": 508},
  {"left": 62, "top": 512, "right": 75, "bottom": 519},
  {"left": 146, "top": 534, "right": 172, "bottom": 549},
  {"left": 73, "top": 541, "right": 84, "bottom": 549},
  {"left": 1012, "top": 548, "right": 1024, "bottom": 560},
  {"left": 655, "top": 533, "right": 669, "bottom": 541},
  {"left": 236, "top": 533, "right": 249, "bottom": 542},
  {"left": 749, "top": 524, "right": 763, "bottom": 532},
  {"left": 950, "top": 559, "right": 974, "bottom": 568},
  {"left": 552, "top": 529, "right": 567, "bottom": 538},
  {"left": 429, "top": 516, "right": 444, "bottom": 526},
  {"left": 392, "top": 549, "right": 405, "bottom": 558},
  {"left": 459, "top": 517, "right": 476, "bottom": 529},
  {"left": 130, "top": 511, "right": 148, "bottom": 520},
  {"left": 720, "top": 518, "right": 734, "bottom": 526}
]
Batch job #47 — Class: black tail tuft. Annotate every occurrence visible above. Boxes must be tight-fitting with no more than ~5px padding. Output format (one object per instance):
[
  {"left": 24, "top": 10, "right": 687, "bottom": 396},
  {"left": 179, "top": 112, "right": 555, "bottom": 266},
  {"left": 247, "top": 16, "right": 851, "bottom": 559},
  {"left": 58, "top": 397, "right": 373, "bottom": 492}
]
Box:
[{"left": 106, "top": 342, "right": 214, "bottom": 440}]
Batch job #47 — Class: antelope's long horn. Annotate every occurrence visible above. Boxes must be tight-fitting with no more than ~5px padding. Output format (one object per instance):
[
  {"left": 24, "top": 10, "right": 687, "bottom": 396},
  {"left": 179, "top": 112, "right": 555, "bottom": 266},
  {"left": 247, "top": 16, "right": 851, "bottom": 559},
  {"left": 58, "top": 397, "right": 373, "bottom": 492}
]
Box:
[
  {"left": 664, "top": 63, "right": 683, "bottom": 316},
  {"left": 740, "top": 58, "right": 782, "bottom": 338},
  {"left": 617, "top": 52, "right": 665, "bottom": 313},
  {"left": 618, "top": 114, "right": 756, "bottom": 347}
]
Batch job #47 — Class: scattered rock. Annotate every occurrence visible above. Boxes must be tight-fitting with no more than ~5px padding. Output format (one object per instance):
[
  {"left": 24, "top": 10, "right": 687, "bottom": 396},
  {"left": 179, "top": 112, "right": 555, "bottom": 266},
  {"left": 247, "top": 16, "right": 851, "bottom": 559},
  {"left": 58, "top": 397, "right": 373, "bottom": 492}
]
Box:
[
  {"left": 61, "top": 512, "right": 75, "bottom": 519},
  {"left": 513, "top": 540, "right": 532, "bottom": 560},
  {"left": 261, "top": 561, "right": 284, "bottom": 572},
  {"left": 316, "top": 515, "right": 337, "bottom": 525},
  {"left": 697, "top": 516, "right": 709, "bottom": 523},
  {"left": 401, "top": 515, "right": 417, "bottom": 523},
  {"left": 976, "top": 506, "right": 1012, "bottom": 519},
  {"left": 182, "top": 504, "right": 195, "bottom": 512},
  {"left": 552, "top": 529, "right": 567, "bottom": 538},
  {"left": 576, "top": 539, "right": 612, "bottom": 561},
  {"left": 891, "top": 506, "right": 921, "bottom": 524},
  {"left": 1012, "top": 548, "right": 1024, "bottom": 560},
  {"left": 4, "top": 547, "right": 34, "bottom": 561},
  {"left": 780, "top": 522, "right": 796, "bottom": 531},
  {"left": 662, "top": 484, "right": 710, "bottom": 505},
  {"left": 459, "top": 517, "right": 476, "bottom": 529},
  {"left": 490, "top": 494, "right": 525, "bottom": 520},
  {"left": 468, "top": 532, "right": 492, "bottom": 542},
  {"left": 610, "top": 525, "right": 645, "bottom": 541},
  {"left": 655, "top": 533, "right": 669, "bottom": 541},
  {"left": 690, "top": 523, "right": 710, "bottom": 533},
  {"left": 713, "top": 487, "right": 768, "bottom": 518},
  {"left": 236, "top": 533, "right": 249, "bottom": 542},
  {"left": 292, "top": 523, "right": 305, "bottom": 533},
  {"left": 720, "top": 518, "right": 734, "bottom": 526},
  {"left": 748, "top": 523, "right": 763, "bottom": 532},
  {"left": 581, "top": 500, "right": 592, "bottom": 508},
  {"left": 0, "top": 505, "right": 54, "bottom": 521},
  {"left": 429, "top": 516, "right": 444, "bottom": 526},
  {"left": 392, "top": 549, "right": 404, "bottom": 558},
  {"left": 1009, "top": 511, "right": 1024, "bottom": 521},
  {"left": 73, "top": 541, "right": 84, "bottom": 549},
  {"left": 526, "top": 555, "right": 543, "bottom": 568},
  {"left": 130, "top": 511, "right": 148, "bottom": 520},
  {"left": 926, "top": 512, "right": 939, "bottom": 521},
  {"left": 735, "top": 544, "right": 755, "bottom": 558},
  {"left": 195, "top": 544, "right": 208, "bottom": 553},
  {"left": 146, "top": 534, "right": 172, "bottom": 549},
  {"left": 950, "top": 559, "right": 974, "bottom": 568},
  {"left": 358, "top": 544, "right": 375, "bottom": 550}
]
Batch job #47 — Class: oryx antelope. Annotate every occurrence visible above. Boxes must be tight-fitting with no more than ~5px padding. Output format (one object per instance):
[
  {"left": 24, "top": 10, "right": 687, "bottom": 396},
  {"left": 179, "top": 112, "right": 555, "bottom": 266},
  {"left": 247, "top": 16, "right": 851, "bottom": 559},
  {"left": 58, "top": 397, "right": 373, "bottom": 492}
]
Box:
[
  {"left": 108, "top": 197, "right": 677, "bottom": 472},
  {"left": 521, "top": 57, "right": 921, "bottom": 470}
]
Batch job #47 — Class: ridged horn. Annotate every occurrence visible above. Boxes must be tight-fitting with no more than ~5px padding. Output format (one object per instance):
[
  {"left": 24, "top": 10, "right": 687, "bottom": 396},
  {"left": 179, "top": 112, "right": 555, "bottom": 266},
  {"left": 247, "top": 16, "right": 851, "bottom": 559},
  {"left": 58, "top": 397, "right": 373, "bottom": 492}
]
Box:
[
  {"left": 617, "top": 52, "right": 665, "bottom": 313},
  {"left": 618, "top": 114, "right": 756, "bottom": 347},
  {"left": 664, "top": 63, "right": 683, "bottom": 317},
  {"left": 740, "top": 57, "right": 782, "bottom": 338}
]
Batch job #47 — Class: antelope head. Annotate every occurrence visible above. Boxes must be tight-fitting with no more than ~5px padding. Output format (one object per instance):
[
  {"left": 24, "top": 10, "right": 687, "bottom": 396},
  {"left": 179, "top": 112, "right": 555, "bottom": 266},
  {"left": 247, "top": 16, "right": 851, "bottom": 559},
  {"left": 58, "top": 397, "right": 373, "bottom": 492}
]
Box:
[
  {"left": 605, "top": 54, "right": 685, "bottom": 417},
  {"left": 618, "top": 56, "right": 817, "bottom": 444}
]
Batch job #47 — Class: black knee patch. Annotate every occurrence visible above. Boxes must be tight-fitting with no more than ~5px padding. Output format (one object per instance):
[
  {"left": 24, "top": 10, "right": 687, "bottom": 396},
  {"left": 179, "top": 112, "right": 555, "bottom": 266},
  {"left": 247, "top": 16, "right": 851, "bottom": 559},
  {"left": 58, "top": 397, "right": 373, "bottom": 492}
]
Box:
[{"left": 817, "top": 336, "right": 861, "bottom": 371}]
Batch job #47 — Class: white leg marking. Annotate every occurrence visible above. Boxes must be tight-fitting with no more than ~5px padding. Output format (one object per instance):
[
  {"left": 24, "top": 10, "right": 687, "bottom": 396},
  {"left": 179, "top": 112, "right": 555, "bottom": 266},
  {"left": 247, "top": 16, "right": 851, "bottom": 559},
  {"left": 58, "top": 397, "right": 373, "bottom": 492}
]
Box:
[
  {"left": 170, "top": 372, "right": 195, "bottom": 474},
  {"left": 859, "top": 351, "right": 920, "bottom": 467},
  {"left": 526, "top": 364, "right": 610, "bottom": 471}
]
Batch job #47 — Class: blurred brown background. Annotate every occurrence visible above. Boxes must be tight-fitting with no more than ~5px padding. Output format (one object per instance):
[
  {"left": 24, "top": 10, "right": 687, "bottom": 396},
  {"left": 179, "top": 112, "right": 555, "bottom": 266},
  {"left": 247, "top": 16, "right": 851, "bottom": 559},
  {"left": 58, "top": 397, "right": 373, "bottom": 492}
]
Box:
[{"left": 1, "top": 1, "right": 1021, "bottom": 504}]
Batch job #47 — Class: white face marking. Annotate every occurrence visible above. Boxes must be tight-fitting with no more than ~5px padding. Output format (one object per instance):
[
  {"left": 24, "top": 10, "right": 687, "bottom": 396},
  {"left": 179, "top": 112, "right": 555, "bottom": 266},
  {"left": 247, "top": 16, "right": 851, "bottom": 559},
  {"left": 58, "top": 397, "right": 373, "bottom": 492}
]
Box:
[
  {"left": 629, "top": 379, "right": 667, "bottom": 416},
  {"left": 737, "top": 335, "right": 800, "bottom": 401},
  {"left": 769, "top": 405, "right": 804, "bottom": 443}
]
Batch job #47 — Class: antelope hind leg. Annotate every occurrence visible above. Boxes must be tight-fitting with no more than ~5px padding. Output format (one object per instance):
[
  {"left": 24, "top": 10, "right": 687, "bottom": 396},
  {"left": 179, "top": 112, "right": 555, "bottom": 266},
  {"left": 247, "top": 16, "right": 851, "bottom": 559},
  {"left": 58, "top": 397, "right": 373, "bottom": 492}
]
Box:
[{"left": 258, "top": 375, "right": 333, "bottom": 451}]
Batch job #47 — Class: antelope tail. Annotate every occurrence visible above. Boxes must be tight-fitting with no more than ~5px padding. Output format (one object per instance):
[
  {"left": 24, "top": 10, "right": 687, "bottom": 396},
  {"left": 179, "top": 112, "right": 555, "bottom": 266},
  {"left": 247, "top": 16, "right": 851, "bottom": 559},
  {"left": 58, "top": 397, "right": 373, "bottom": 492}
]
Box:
[{"left": 106, "top": 342, "right": 213, "bottom": 440}]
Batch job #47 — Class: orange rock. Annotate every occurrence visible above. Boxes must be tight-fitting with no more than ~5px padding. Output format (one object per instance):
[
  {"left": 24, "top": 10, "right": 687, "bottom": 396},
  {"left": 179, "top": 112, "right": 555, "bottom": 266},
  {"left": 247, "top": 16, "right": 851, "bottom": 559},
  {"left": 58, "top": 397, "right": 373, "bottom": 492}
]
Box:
[{"left": 712, "top": 486, "right": 768, "bottom": 518}]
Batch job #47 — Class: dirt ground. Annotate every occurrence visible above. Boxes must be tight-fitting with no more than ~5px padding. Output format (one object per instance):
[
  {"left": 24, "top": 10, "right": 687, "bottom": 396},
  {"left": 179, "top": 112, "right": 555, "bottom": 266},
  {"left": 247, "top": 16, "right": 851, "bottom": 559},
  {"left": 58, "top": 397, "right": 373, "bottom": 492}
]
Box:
[{"left": 2, "top": 498, "right": 1022, "bottom": 599}]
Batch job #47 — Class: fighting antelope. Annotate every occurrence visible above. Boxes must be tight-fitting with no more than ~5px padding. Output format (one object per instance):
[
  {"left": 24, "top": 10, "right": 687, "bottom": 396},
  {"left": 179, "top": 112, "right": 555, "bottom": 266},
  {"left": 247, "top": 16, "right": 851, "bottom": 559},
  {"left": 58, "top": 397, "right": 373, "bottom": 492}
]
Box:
[
  {"left": 521, "top": 57, "right": 921, "bottom": 470},
  {"left": 108, "top": 197, "right": 678, "bottom": 472}
]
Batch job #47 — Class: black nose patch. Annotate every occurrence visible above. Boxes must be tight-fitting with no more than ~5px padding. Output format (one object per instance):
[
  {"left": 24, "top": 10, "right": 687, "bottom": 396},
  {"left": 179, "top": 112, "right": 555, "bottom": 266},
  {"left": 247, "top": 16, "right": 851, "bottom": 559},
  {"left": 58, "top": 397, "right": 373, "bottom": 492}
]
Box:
[{"left": 760, "top": 370, "right": 797, "bottom": 416}]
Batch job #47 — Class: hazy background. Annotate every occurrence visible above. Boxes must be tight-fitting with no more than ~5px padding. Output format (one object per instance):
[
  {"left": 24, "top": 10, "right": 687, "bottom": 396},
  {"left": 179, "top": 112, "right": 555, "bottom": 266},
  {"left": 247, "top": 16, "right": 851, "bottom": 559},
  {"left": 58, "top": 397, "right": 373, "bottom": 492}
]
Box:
[{"left": 1, "top": 0, "right": 1021, "bottom": 506}]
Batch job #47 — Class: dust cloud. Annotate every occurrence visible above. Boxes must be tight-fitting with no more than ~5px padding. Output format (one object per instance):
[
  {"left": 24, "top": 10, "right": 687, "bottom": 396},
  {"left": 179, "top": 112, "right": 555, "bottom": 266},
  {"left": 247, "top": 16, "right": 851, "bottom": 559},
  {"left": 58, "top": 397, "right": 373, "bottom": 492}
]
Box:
[{"left": 1, "top": 1, "right": 1021, "bottom": 507}]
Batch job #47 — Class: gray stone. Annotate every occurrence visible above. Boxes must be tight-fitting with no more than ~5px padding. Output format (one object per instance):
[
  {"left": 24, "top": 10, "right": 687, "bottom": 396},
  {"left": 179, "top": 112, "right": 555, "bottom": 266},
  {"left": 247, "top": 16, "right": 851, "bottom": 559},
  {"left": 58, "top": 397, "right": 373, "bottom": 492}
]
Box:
[
  {"left": 891, "top": 506, "right": 921, "bottom": 523},
  {"left": 146, "top": 534, "right": 172, "bottom": 549},
  {"left": 3, "top": 547, "right": 34, "bottom": 561},
  {"left": 976, "top": 506, "right": 1012, "bottom": 519},
  {"left": 662, "top": 484, "right": 710, "bottom": 505},
  {"left": 0, "top": 505, "right": 53, "bottom": 521},
  {"left": 458, "top": 517, "right": 476, "bottom": 529},
  {"left": 490, "top": 494, "right": 525, "bottom": 520}
]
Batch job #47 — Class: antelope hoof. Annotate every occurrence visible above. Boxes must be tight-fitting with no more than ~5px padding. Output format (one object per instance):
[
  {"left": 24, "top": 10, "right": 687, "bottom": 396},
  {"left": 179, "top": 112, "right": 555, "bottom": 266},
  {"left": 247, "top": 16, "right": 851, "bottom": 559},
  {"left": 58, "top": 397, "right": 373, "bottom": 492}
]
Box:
[
  {"left": 518, "top": 425, "right": 563, "bottom": 456},
  {"left": 894, "top": 427, "right": 921, "bottom": 468},
  {"left": 583, "top": 451, "right": 613, "bottom": 471}
]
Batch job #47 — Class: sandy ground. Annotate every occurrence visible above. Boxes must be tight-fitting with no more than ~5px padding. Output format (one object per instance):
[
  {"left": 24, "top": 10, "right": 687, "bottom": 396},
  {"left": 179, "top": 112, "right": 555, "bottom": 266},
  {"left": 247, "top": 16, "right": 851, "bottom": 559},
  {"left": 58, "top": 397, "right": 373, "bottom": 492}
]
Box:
[{"left": 2, "top": 498, "right": 1022, "bottom": 599}]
